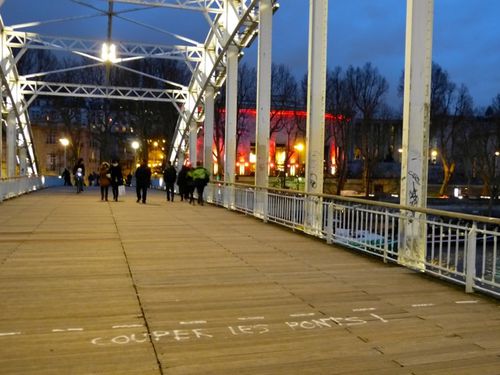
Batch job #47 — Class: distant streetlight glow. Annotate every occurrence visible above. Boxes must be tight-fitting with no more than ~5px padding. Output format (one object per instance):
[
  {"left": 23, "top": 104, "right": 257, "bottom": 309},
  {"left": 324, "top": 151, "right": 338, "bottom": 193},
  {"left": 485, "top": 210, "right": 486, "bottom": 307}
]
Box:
[
  {"left": 59, "top": 138, "right": 69, "bottom": 169},
  {"left": 294, "top": 143, "right": 304, "bottom": 151},
  {"left": 131, "top": 141, "right": 140, "bottom": 171},
  {"left": 431, "top": 149, "right": 438, "bottom": 164}
]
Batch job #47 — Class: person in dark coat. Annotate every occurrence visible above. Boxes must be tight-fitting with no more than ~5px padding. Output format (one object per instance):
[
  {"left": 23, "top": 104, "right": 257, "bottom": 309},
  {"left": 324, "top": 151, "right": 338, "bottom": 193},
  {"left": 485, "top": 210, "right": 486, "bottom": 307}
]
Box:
[
  {"left": 176, "top": 165, "right": 190, "bottom": 202},
  {"left": 61, "top": 168, "right": 72, "bottom": 186},
  {"left": 135, "top": 160, "right": 152, "bottom": 204},
  {"left": 110, "top": 159, "right": 123, "bottom": 201},
  {"left": 163, "top": 161, "right": 177, "bottom": 202}
]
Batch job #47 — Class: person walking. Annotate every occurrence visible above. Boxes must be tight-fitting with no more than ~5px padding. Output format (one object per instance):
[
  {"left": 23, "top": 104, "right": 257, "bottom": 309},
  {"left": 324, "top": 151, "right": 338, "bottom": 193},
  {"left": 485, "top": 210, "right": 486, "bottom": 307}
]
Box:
[
  {"left": 163, "top": 161, "right": 177, "bottom": 202},
  {"left": 110, "top": 159, "right": 123, "bottom": 201},
  {"left": 73, "top": 158, "right": 85, "bottom": 193},
  {"left": 135, "top": 159, "right": 152, "bottom": 204},
  {"left": 99, "top": 162, "right": 111, "bottom": 201},
  {"left": 61, "top": 168, "right": 72, "bottom": 186},
  {"left": 186, "top": 166, "right": 197, "bottom": 204},
  {"left": 192, "top": 162, "right": 210, "bottom": 205},
  {"left": 176, "top": 165, "right": 190, "bottom": 202}
]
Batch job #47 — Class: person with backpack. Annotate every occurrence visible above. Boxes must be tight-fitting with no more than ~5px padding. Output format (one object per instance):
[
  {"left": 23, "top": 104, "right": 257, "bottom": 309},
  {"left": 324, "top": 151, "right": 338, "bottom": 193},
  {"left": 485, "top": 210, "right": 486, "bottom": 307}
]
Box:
[{"left": 191, "top": 162, "right": 210, "bottom": 205}]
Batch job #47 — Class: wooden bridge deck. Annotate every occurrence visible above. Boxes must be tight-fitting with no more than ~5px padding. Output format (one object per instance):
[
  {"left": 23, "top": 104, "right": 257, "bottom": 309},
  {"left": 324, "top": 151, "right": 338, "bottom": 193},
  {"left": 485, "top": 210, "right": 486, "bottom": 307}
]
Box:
[{"left": 0, "top": 186, "right": 499, "bottom": 375}]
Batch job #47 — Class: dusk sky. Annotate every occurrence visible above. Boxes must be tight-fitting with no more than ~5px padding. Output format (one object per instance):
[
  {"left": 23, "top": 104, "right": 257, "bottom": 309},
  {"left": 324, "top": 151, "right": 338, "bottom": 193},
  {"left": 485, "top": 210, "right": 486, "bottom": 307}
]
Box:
[{"left": 1, "top": 0, "right": 499, "bottom": 110}]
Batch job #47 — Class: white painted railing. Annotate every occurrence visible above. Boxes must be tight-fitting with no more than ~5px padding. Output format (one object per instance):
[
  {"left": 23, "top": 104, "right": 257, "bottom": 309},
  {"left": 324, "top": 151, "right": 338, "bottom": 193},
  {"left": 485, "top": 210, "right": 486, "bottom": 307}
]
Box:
[
  {"left": 0, "top": 176, "right": 44, "bottom": 202},
  {"left": 206, "top": 182, "right": 500, "bottom": 298}
]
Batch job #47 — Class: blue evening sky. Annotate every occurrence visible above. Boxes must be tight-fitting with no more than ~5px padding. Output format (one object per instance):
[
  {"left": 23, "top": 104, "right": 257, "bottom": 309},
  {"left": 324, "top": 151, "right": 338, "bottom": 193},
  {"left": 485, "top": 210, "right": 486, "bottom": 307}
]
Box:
[{"left": 1, "top": 0, "right": 499, "bottom": 109}]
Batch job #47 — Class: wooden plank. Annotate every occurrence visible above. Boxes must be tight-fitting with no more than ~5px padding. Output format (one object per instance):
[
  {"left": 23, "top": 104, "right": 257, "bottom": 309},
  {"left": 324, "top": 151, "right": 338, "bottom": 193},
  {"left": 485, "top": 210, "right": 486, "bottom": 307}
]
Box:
[{"left": 0, "top": 187, "right": 499, "bottom": 374}]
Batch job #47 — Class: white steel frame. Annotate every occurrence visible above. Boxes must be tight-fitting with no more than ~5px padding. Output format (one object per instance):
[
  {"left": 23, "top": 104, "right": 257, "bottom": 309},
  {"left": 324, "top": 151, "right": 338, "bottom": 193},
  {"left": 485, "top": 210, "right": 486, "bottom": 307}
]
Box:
[
  {"left": 19, "top": 80, "right": 187, "bottom": 103},
  {"left": 5, "top": 31, "right": 204, "bottom": 62}
]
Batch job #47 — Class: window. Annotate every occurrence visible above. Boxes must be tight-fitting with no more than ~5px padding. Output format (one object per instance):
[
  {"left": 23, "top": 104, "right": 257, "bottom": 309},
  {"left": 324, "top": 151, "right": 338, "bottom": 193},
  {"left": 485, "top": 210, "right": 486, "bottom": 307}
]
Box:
[
  {"left": 46, "top": 153, "right": 57, "bottom": 171},
  {"left": 46, "top": 130, "right": 56, "bottom": 144}
]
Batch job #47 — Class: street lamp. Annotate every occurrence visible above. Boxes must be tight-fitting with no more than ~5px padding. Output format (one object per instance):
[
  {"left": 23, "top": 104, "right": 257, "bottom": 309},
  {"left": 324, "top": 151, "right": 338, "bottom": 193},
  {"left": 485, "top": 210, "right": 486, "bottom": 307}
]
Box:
[
  {"left": 101, "top": 42, "right": 118, "bottom": 63},
  {"left": 59, "top": 138, "right": 69, "bottom": 170},
  {"left": 431, "top": 149, "right": 438, "bottom": 163},
  {"left": 131, "top": 140, "right": 140, "bottom": 169}
]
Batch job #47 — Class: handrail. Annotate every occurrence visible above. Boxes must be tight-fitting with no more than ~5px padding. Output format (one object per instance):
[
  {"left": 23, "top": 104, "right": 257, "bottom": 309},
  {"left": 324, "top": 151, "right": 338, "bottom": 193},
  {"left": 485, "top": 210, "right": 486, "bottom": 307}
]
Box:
[
  {"left": 208, "top": 181, "right": 499, "bottom": 297},
  {"left": 211, "top": 180, "right": 500, "bottom": 225}
]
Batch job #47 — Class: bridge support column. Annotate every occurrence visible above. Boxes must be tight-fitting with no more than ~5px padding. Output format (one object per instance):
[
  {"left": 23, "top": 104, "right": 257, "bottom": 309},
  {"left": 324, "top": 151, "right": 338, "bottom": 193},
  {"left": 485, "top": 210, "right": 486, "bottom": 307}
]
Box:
[
  {"left": 399, "top": 0, "right": 434, "bottom": 270},
  {"left": 0, "top": 91, "right": 3, "bottom": 179},
  {"left": 254, "top": 0, "right": 273, "bottom": 220},
  {"left": 224, "top": 44, "right": 238, "bottom": 208},
  {"left": 204, "top": 86, "right": 215, "bottom": 177},
  {"left": 19, "top": 146, "right": 27, "bottom": 176},
  {"left": 6, "top": 106, "right": 17, "bottom": 178},
  {"left": 304, "top": 0, "right": 328, "bottom": 235},
  {"left": 189, "top": 120, "right": 197, "bottom": 166}
]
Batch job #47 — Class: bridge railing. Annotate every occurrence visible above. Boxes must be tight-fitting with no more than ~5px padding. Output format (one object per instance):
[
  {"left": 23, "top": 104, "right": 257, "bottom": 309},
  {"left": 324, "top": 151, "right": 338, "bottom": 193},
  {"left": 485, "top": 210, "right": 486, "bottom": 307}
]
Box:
[
  {"left": 0, "top": 176, "right": 45, "bottom": 202},
  {"left": 206, "top": 182, "right": 500, "bottom": 298}
]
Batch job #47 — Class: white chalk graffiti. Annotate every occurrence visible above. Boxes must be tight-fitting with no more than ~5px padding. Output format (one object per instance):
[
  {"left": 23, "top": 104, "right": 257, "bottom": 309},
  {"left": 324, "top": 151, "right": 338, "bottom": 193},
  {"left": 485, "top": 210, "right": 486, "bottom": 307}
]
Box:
[
  {"left": 92, "top": 328, "right": 213, "bottom": 346},
  {"left": 90, "top": 314, "right": 388, "bottom": 346}
]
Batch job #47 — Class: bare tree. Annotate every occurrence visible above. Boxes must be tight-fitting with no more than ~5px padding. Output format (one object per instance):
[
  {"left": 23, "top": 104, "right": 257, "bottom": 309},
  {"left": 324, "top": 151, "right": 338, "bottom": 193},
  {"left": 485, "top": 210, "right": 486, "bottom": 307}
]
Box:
[
  {"left": 236, "top": 63, "right": 256, "bottom": 157},
  {"left": 17, "top": 49, "right": 59, "bottom": 77},
  {"left": 430, "top": 63, "right": 458, "bottom": 196},
  {"left": 213, "top": 91, "right": 225, "bottom": 177},
  {"left": 346, "top": 62, "right": 389, "bottom": 196},
  {"left": 271, "top": 64, "right": 298, "bottom": 137},
  {"left": 325, "top": 67, "right": 357, "bottom": 195}
]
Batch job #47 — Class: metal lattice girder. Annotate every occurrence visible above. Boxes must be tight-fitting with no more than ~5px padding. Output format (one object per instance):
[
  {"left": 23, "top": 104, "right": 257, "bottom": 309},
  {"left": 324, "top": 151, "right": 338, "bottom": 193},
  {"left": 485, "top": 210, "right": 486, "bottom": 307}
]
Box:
[
  {"left": 5, "top": 31, "right": 204, "bottom": 62},
  {"left": 19, "top": 80, "right": 188, "bottom": 103},
  {"left": 108, "top": 0, "right": 224, "bottom": 13},
  {"left": 1, "top": 16, "right": 39, "bottom": 176},
  {"left": 169, "top": 0, "right": 261, "bottom": 163}
]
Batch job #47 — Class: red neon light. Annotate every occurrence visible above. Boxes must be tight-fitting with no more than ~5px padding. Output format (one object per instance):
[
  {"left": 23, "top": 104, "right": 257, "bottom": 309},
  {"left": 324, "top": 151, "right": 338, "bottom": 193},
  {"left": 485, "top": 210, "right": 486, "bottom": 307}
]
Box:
[{"left": 219, "top": 108, "right": 345, "bottom": 121}]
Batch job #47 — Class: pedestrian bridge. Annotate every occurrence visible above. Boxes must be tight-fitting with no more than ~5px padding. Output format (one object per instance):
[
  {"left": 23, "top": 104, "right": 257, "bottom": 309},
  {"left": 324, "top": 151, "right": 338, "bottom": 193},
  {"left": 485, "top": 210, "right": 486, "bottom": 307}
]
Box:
[{"left": 1, "top": 186, "right": 499, "bottom": 374}]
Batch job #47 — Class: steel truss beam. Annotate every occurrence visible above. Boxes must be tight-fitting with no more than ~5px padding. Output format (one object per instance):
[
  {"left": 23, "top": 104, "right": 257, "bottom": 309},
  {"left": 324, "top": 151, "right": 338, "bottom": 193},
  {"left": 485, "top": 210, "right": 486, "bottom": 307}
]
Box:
[
  {"left": 5, "top": 31, "right": 204, "bottom": 62},
  {"left": 1, "top": 17, "right": 39, "bottom": 176},
  {"left": 106, "top": 0, "right": 224, "bottom": 13},
  {"left": 19, "top": 80, "right": 187, "bottom": 103},
  {"left": 169, "top": 0, "right": 261, "bottom": 162}
]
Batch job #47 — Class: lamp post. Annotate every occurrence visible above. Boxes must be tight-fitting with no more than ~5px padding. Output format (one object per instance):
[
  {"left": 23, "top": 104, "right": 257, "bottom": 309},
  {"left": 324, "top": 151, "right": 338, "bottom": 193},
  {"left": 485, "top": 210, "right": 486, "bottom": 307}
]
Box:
[
  {"left": 431, "top": 149, "right": 438, "bottom": 165},
  {"left": 131, "top": 140, "right": 140, "bottom": 171},
  {"left": 59, "top": 138, "right": 69, "bottom": 170}
]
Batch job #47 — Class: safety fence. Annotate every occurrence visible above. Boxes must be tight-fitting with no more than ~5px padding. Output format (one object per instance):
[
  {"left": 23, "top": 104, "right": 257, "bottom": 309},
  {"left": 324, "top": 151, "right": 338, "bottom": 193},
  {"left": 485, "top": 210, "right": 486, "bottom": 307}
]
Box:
[
  {"left": 0, "top": 176, "right": 45, "bottom": 202},
  {"left": 206, "top": 182, "right": 500, "bottom": 298}
]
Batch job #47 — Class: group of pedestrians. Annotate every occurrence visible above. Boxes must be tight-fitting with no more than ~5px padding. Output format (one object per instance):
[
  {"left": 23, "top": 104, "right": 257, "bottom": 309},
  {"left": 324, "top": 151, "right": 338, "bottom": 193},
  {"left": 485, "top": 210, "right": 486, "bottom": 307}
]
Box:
[
  {"left": 164, "top": 161, "right": 210, "bottom": 205},
  {"left": 98, "top": 159, "right": 124, "bottom": 201},
  {"left": 68, "top": 157, "right": 210, "bottom": 205}
]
